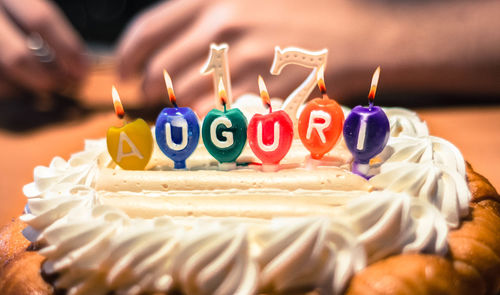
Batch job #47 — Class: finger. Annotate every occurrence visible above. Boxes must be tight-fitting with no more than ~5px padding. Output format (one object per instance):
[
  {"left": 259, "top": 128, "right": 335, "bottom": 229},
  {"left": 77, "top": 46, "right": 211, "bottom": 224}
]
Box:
[
  {"left": 0, "top": 10, "right": 60, "bottom": 92},
  {"left": 1, "top": 0, "right": 88, "bottom": 81},
  {"left": 141, "top": 11, "right": 247, "bottom": 105},
  {"left": 117, "top": 0, "right": 206, "bottom": 79}
]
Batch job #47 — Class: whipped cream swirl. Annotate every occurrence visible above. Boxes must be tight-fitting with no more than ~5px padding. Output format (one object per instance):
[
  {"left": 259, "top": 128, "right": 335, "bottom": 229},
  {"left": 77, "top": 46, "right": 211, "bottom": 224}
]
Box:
[
  {"left": 379, "top": 135, "right": 466, "bottom": 176},
  {"left": 24, "top": 203, "right": 366, "bottom": 295},
  {"left": 384, "top": 107, "right": 429, "bottom": 137},
  {"left": 370, "top": 162, "right": 470, "bottom": 228},
  {"left": 341, "top": 191, "right": 448, "bottom": 263},
  {"left": 23, "top": 139, "right": 109, "bottom": 198},
  {"left": 254, "top": 218, "right": 365, "bottom": 294}
]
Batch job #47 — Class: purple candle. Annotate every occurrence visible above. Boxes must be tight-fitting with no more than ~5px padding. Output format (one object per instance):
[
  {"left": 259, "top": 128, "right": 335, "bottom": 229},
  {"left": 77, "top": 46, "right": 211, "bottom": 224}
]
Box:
[{"left": 343, "top": 67, "right": 389, "bottom": 178}]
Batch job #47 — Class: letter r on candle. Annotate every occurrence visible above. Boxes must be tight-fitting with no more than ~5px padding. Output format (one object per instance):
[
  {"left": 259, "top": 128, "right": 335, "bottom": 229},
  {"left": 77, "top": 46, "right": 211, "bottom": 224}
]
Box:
[
  {"left": 306, "top": 110, "right": 331, "bottom": 144},
  {"left": 165, "top": 118, "right": 188, "bottom": 151},
  {"left": 210, "top": 117, "right": 234, "bottom": 148}
]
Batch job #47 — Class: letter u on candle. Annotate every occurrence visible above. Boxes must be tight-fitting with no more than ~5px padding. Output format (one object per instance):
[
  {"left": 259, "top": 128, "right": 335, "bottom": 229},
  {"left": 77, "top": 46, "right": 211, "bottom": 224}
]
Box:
[
  {"left": 165, "top": 119, "right": 188, "bottom": 151},
  {"left": 257, "top": 121, "right": 280, "bottom": 152}
]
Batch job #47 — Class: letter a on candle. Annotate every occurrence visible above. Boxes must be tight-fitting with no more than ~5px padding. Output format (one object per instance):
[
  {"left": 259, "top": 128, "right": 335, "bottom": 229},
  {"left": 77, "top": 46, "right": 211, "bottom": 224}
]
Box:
[
  {"left": 106, "top": 118, "right": 153, "bottom": 170},
  {"left": 116, "top": 132, "right": 144, "bottom": 162}
]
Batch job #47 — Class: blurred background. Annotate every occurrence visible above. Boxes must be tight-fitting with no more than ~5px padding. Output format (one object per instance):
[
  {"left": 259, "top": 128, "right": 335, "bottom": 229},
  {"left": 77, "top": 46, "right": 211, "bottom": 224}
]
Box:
[{"left": 0, "top": 0, "right": 499, "bottom": 225}]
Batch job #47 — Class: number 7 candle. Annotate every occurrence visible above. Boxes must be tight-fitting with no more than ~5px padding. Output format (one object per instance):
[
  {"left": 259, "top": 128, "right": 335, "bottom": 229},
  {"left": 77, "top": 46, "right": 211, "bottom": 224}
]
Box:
[
  {"left": 106, "top": 86, "right": 153, "bottom": 170},
  {"left": 155, "top": 70, "right": 200, "bottom": 169},
  {"left": 343, "top": 67, "right": 390, "bottom": 178},
  {"left": 247, "top": 76, "right": 294, "bottom": 172}
]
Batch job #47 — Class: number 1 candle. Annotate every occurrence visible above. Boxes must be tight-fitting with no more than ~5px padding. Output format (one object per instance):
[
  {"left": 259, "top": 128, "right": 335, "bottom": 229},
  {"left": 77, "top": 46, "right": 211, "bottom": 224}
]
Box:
[
  {"left": 298, "top": 65, "right": 344, "bottom": 160},
  {"left": 247, "top": 76, "right": 294, "bottom": 172},
  {"left": 201, "top": 78, "right": 247, "bottom": 168},
  {"left": 155, "top": 70, "right": 200, "bottom": 169},
  {"left": 343, "top": 67, "right": 390, "bottom": 178},
  {"left": 106, "top": 86, "right": 153, "bottom": 170}
]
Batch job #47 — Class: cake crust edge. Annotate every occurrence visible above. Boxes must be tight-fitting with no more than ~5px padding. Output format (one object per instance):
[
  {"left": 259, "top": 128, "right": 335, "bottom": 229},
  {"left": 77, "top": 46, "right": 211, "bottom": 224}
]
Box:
[{"left": 345, "top": 162, "right": 500, "bottom": 295}]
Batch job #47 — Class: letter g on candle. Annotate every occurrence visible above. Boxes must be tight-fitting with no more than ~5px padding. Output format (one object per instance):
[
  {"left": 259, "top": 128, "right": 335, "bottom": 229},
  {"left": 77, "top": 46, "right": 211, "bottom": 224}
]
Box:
[{"left": 210, "top": 117, "right": 234, "bottom": 148}]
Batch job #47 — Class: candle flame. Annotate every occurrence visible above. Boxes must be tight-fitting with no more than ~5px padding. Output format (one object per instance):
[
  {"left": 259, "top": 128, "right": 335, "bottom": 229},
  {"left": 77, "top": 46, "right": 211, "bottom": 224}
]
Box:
[
  {"left": 218, "top": 78, "right": 228, "bottom": 107},
  {"left": 112, "top": 85, "right": 125, "bottom": 119},
  {"left": 368, "top": 66, "right": 381, "bottom": 105},
  {"left": 163, "top": 69, "right": 177, "bottom": 106},
  {"left": 317, "top": 65, "right": 327, "bottom": 95},
  {"left": 258, "top": 75, "right": 271, "bottom": 111}
]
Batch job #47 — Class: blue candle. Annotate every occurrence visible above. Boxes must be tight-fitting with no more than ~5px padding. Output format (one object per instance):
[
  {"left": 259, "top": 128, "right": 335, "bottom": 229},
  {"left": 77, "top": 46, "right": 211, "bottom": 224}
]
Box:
[
  {"left": 155, "top": 70, "right": 200, "bottom": 169},
  {"left": 343, "top": 67, "right": 389, "bottom": 178}
]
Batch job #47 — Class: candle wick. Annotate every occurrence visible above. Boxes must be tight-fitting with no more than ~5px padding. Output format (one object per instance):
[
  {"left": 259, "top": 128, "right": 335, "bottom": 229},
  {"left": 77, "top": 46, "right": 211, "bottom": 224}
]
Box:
[
  {"left": 268, "top": 103, "right": 273, "bottom": 113},
  {"left": 223, "top": 101, "right": 227, "bottom": 113},
  {"left": 368, "top": 101, "right": 374, "bottom": 111},
  {"left": 173, "top": 102, "right": 178, "bottom": 108}
]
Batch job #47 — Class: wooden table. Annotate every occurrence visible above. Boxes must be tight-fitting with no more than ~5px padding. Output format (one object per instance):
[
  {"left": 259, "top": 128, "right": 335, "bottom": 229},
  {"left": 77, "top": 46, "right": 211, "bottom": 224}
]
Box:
[{"left": 0, "top": 105, "right": 499, "bottom": 226}]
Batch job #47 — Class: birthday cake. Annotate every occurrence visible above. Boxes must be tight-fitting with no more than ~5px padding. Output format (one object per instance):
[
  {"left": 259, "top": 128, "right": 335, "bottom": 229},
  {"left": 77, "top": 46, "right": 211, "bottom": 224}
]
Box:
[{"left": 2, "top": 46, "right": 500, "bottom": 295}]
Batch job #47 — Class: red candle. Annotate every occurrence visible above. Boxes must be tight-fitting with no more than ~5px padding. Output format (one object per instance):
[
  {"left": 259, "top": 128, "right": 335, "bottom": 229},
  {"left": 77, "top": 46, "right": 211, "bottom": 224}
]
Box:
[
  {"left": 298, "top": 66, "right": 344, "bottom": 160},
  {"left": 247, "top": 76, "right": 294, "bottom": 171}
]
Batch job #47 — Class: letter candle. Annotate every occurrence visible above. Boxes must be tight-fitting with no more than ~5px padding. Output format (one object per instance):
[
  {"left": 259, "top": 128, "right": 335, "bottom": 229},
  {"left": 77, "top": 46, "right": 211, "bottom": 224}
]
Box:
[
  {"left": 106, "top": 86, "right": 153, "bottom": 170},
  {"left": 343, "top": 67, "right": 390, "bottom": 178},
  {"left": 202, "top": 79, "right": 247, "bottom": 169},
  {"left": 155, "top": 70, "right": 200, "bottom": 169},
  {"left": 247, "top": 76, "right": 294, "bottom": 172},
  {"left": 298, "top": 65, "right": 344, "bottom": 161}
]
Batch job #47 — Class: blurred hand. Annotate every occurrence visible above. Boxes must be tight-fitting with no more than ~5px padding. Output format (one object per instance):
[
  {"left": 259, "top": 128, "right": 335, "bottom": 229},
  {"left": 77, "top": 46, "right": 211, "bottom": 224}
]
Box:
[
  {"left": 0, "top": 0, "right": 88, "bottom": 97},
  {"left": 117, "top": 0, "right": 377, "bottom": 113}
]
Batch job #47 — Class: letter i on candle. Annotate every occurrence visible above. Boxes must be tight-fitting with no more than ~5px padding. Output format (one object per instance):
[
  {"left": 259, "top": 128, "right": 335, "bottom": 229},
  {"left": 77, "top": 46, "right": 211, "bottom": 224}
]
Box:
[
  {"left": 106, "top": 86, "right": 153, "bottom": 170},
  {"left": 343, "top": 66, "right": 390, "bottom": 178},
  {"left": 247, "top": 76, "right": 294, "bottom": 171},
  {"left": 202, "top": 78, "right": 247, "bottom": 169},
  {"left": 298, "top": 65, "right": 344, "bottom": 160},
  {"left": 155, "top": 70, "right": 200, "bottom": 169}
]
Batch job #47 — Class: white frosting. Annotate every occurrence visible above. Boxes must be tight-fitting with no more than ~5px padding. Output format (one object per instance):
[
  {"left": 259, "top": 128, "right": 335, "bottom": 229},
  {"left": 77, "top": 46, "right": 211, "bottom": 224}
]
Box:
[
  {"left": 341, "top": 191, "right": 448, "bottom": 263},
  {"left": 232, "top": 94, "right": 283, "bottom": 122},
  {"left": 383, "top": 107, "right": 429, "bottom": 137},
  {"left": 23, "top": 139, "right": 109, "bottom": 198},
  {"left": 25, "top": 198, "right": 367, "bottom": 295},
  {"left": 379, "top": 135, "right": 466, "bottom": 177},
  {"left": 370, "top": 162, "right": 470, "bottom": 228},
  {"left": 255, "top": 218, "right": 365, "bottom": 294},
  {"left": 19, "top": 106, "right": 471, "bottom": 295}
]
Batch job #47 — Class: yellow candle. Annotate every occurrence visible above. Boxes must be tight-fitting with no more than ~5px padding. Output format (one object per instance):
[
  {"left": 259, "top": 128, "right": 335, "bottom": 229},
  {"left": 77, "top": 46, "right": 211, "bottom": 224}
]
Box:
[{"left": 106, "top": 86, "right": 153, "bottom": 170}]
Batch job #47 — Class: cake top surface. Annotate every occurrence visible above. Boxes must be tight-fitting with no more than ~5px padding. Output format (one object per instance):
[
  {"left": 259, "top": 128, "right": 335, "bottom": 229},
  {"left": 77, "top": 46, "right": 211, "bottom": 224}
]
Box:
[{"left": 20, "top": 96, "right": 470, "bottom": 295}]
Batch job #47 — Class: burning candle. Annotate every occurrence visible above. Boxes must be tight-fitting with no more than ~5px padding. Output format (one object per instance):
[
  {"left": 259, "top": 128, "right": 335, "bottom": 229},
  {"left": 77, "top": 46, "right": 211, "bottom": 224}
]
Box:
[
  {"left": 247, "top": 76, "right": 294, "bottom": 171},
  {"left": 106, "top": 86, "right": 153, "bottom": 170},
  {"left": 343, "top": 67, "right": 390, "bottom": 178},
  {"left": 155, "top": 70, "right": 200, "bottom": 169},
  {"left": 201, "top": 79, "right": 247, "bottom": 168},
  {"left": 298, "top": 65, "right": 344, "bottom": 160}
]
